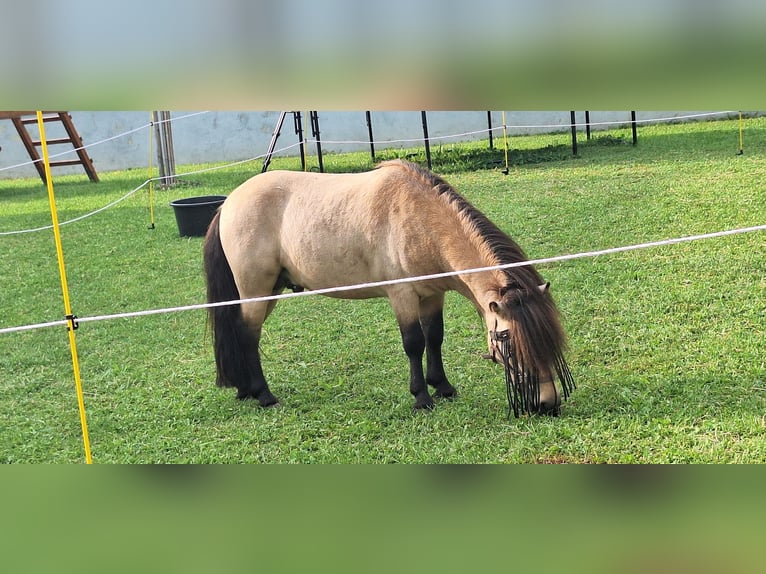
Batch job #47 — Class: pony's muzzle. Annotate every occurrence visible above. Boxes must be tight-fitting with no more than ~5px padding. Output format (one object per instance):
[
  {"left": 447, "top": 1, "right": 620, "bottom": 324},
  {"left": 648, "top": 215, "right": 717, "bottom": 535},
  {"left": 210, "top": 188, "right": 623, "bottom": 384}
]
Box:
[
  {"left": 536, "top": 380, "right": 561, "bottom": 416},
  {"left": 537, "top": 400, "right": 560, "bottom": 417}
]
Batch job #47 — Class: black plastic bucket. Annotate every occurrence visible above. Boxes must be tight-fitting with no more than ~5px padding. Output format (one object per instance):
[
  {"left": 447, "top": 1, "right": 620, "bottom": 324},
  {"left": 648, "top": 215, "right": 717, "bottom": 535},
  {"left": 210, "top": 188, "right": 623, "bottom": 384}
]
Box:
[{"left": 169, "top": 195, "right": 227, "bottom": 237}]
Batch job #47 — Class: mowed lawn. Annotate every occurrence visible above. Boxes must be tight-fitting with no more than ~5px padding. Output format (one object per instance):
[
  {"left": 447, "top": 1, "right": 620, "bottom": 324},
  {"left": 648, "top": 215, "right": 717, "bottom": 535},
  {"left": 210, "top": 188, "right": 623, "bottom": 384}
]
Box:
[{"left": 1, "top": 116, "right": 764, "bottom": 463}]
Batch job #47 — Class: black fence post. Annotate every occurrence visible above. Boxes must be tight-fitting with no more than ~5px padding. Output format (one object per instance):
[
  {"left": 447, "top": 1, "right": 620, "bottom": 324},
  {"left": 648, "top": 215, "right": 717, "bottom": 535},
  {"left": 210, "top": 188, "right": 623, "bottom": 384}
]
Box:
[
  {"left": 365, "top": 111, "right": 375, "bottom": 162},
  {"left": 310, "top": 111, "right": 323, "bottom": 173},
  {"left": 293, "top": 112, "right": 306, "bottom": 171},
  {"left": 631, "top": 111, "right": 637, "bottom": 146},
  {"left": 570, "top": 111, "right": 578, "bottom": 156},
  {"left": 421, "top": 111, "right": 432, "bottom": 170},
  {"left": 487, "top": 111, "right": 494, "bottom": 150}
]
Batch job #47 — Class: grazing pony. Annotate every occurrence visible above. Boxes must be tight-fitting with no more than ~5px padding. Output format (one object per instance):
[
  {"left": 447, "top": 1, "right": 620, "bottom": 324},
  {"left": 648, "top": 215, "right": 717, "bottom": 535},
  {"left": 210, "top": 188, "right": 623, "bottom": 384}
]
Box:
[{"left": 203, "top": 160, "right": 574, "bottom": 416}]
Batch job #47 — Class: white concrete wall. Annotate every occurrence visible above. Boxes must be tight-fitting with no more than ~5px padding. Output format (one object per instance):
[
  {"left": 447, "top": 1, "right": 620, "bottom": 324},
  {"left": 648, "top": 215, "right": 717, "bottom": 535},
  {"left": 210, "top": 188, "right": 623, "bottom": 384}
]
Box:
[{"left": 0, "top": 111, "right": 727, "bottom": 179}]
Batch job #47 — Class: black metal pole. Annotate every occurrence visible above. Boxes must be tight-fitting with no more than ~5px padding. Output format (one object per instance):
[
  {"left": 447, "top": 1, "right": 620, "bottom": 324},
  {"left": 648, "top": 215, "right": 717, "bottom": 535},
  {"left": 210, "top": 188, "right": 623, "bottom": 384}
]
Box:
[
  {"left": 570, "top": 111, "right": 578, "bottom": 156},
  {"left": 365, "top": 111, "right": 375, "bottom": 161},
  {"left": 293, "top": 112, "right": 306, "bottom": 171},
  {"left": 421, "top": 111, "right": 432, "bottom": 170},
  {"left": 310, "top": 111, "right": 324, "bottom": 173},
  {"left": 262, "top": 112, "right": 288, "bottom": 173},
  {"left": 631, "top": 111, "right": 637, "bottom": 146},
  {"left": 585, "top": 110, "right": 591, "bottom": 140},
  {"left": 487, "top": 111, "right": 494, "bottom": 149}
]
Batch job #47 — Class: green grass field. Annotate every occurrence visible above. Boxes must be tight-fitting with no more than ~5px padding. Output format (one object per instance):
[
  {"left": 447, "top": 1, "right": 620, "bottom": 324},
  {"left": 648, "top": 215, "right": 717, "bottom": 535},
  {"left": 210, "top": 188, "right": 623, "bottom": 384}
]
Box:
[{"left": 1, "top": 117, "right": 765, "bottom": 463}]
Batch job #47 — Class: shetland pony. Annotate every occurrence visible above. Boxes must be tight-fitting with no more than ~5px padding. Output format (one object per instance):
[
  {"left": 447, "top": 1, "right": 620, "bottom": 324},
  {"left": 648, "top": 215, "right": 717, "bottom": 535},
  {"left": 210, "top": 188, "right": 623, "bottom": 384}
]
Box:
[{"left": 203, "top": 160, "right": 574, "bottom": 417}]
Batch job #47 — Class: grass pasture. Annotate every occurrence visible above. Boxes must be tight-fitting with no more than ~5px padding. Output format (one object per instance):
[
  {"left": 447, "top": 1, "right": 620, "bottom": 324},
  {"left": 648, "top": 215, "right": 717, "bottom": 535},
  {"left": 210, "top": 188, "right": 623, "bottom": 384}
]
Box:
[{"left": 1, "top": 117, "right": 765, "bottom": 463}]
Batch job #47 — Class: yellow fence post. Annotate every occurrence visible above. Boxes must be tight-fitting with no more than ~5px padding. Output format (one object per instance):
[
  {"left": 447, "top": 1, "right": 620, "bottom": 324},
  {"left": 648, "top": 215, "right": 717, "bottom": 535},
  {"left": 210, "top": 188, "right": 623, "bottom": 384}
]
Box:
[
  {"left": 501, "top": 111, "right": 510, "bottom": 175},
  {"left": 36, "top": 111, "right": 93, "bottom": 464},
  {"left": 737, "top": 112, "right": 744, "bottom": 155}
]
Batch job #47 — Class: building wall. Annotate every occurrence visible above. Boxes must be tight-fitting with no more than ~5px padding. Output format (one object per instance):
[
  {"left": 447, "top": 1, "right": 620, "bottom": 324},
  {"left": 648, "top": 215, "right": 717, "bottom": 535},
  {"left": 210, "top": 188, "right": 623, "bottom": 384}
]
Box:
[{"left": 0, "top": 111, "right": 726, "bottom": 179}]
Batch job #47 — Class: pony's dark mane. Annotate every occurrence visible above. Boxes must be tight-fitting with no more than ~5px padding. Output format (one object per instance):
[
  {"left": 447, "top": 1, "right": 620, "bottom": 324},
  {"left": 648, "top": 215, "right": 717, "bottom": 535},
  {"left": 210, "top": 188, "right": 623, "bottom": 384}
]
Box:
[{"left": 380, "top": 160, "right": 544, "bottom": 289}]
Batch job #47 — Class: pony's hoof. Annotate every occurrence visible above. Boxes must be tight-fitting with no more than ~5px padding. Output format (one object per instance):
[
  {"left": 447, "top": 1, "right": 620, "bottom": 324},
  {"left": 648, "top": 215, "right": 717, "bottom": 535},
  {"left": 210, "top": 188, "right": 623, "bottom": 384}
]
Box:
[
  {"left": 538, "top": 405, "right": 560, "bottom": 417},
  {"left": 432, "top": 388, "right": 457, "bottom": 400},
  {"left": 413, "top": 399, "right": 435, "bottom": 411},
  {"left": 257, "top": 393, "right": 280, "bottom": 408},
  {"left": 235, "top": 388, "right": 279, "bottom": 408}
]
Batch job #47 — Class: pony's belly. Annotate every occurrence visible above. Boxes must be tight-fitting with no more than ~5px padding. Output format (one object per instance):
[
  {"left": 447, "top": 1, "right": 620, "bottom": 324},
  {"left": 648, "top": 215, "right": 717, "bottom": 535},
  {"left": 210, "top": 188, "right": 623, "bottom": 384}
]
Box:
[
  {"left": 288, "top": 268, "right": 446, "bottom": 301},
  {"left": 321, "top": 286, "right": 389, "bottom": 299},
  {"left": 281, "top": 241, "right": 392, "bottom": 298},
  {"left": 283, "top": 253, "right": 442, "bottom": 300},
  {"left": 284, "top": 266, "right": 390, "bottom": 299}
]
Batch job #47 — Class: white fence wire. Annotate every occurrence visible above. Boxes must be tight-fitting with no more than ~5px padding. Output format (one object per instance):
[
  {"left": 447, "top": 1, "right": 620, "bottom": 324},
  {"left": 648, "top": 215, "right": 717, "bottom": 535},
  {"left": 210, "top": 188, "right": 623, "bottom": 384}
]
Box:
[{"left": 1, "top": 222, "right": 764, "bottom": 336}]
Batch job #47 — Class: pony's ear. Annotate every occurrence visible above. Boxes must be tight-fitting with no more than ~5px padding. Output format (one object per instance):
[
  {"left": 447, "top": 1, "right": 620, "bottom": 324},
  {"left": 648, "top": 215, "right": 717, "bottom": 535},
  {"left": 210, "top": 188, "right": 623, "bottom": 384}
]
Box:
[
  {"left": 489, "top": 301, "right": 500, "bottom": 313},
  {"left": 538, "top": 282, "right": 550, "bottom": 293}
]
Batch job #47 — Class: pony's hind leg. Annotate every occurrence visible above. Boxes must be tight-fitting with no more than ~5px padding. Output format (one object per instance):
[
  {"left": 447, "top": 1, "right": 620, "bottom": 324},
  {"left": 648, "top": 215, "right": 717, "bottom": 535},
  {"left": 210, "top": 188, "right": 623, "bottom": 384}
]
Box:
[
  {"left": 233, "top": 300, "right": 280, "bottom": 407},
  {"left": 419, "top": 294, "right": 457, "bottom": 400}
]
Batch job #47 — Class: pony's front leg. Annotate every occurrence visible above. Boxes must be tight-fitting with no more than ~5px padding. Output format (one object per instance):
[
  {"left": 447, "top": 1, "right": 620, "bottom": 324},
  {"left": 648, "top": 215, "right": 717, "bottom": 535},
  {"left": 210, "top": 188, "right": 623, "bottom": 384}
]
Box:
[
  {"left": 419, "top": 294, "right": 457, "bottom": 400},
  {"left": 400, "top": 322, "right": 433, "bottom": 410},
  {"left": 391, "top": 291, "right": 433, "bottom": 410}
]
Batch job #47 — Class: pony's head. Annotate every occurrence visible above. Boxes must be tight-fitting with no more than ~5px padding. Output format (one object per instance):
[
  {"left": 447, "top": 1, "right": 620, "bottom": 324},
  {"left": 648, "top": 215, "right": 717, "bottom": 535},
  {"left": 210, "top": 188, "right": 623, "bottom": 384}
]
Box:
[{"left": 484, "top": 280, "right": 575, "bottom": 417}]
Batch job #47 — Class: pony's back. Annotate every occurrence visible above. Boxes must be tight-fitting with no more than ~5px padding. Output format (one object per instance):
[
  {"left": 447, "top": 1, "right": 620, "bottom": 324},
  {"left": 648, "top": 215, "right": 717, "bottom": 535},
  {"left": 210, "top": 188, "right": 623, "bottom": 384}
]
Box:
[{"left": 219, "top": 161, "right": 468, "bottom": 297}]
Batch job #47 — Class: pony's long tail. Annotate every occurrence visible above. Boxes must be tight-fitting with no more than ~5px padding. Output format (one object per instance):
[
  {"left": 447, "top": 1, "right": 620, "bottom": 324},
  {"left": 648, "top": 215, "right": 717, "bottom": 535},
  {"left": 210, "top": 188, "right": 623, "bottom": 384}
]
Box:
[{"left": 203, "top": 210, "right": 246, "bottom": 389}]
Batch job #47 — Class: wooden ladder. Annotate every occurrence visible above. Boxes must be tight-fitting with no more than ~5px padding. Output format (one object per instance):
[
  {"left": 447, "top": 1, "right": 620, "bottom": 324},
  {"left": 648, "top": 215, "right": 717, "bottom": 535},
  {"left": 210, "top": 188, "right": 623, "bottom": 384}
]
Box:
[{"left": 1, "top": 111, "right": 99, "bottom": 183}]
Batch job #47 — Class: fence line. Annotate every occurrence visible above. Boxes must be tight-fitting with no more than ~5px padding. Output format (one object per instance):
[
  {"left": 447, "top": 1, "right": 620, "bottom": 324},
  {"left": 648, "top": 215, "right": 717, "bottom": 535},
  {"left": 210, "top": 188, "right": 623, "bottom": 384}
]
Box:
[
  {"left": 1, "top": 111, "right": 738, "bottom": 175},
  {"left": 314, "top": 111, "right": 739, "bottom": 147},
  {"left": 500, "top": 110, "right": 737, "bottom": 131},
  {"left": 1, "top": 222, "right": 764, "bottom": 337}
]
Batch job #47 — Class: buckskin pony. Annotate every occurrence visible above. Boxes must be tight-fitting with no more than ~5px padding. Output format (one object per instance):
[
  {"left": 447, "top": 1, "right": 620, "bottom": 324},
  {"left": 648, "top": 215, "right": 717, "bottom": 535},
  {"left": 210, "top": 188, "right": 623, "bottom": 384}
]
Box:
[{"left": 203, "top": 160, "right": 574, "bottom": 417}]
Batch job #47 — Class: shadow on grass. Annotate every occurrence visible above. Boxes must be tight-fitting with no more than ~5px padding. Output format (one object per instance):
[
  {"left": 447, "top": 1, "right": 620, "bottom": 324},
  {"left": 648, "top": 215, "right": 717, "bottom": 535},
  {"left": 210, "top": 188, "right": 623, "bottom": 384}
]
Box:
[
  {"left": 372, "top": 143, "right": 574, "bottom": 174},
  {"left": 302, "top": 133, "right": 647, "bottom": 175},
  {"left": 301, "top": 142, "right": 575, "bottom": 175}
]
